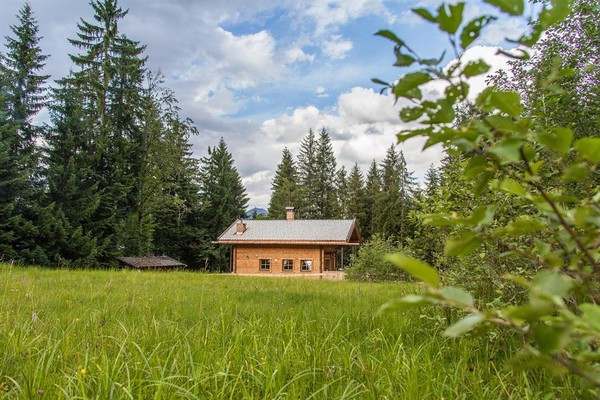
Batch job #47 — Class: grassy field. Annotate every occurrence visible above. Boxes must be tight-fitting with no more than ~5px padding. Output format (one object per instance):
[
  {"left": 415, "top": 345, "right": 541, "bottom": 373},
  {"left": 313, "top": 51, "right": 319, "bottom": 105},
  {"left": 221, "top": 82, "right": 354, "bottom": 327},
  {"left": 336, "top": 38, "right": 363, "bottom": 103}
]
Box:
[{"left": 0, "top": 264, "right": 591, "bottom": 399}]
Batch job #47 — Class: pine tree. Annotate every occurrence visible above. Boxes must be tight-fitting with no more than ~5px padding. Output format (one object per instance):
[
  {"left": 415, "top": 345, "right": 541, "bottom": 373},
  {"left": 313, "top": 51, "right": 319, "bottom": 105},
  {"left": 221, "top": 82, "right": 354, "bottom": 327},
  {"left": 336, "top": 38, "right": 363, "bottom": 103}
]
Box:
[
  {"left": 424, "top": 163, "right": 440, "bottom": 197},
  {"left": 335, "top": 166, "right": 348, "bottom": 218},
  {"left": 1, "top": 3, "right": 49, "bottom": 161},
  {"left": 198, "top": 137, "right": 249, "bottom": 270},
  {"left": 268, "top": 147, "right": 299, "bottom": 219},
  {"left": 56, "top": 0, "right": 147, "bottom": 262},
  {"left": 347, "top": 163, "right": 366, "bottom": 230},
  {"left": 313, "top": 128, "right": 337, "bottom": 218},
  {"left": 0, "top": 3, "right": 51, "bottom": 264},
  {"left": 149, "top": 73, "right": 204, "bottom": 268},
  {"left": 297, "top": 128, "right": 318, "bottom": 218},
  {"left": 362, "top": 159, "right": 381, "bottom": 240},
  {"left": 375, "top": 144, "right": 403, "bottom": 240}
]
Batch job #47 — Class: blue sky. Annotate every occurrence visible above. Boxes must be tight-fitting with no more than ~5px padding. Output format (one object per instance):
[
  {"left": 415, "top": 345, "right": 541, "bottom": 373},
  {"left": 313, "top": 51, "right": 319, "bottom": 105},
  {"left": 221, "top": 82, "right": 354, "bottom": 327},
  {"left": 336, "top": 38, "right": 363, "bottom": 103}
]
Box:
[{"left": 0, "top": 0, "right": 530, "bottom": 209}]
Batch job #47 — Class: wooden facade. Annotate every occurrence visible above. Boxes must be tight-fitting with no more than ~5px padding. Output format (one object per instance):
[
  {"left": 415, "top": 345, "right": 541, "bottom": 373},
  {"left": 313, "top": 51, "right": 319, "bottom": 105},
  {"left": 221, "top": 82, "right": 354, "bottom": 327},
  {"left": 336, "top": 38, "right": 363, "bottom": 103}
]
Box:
[{"left": 216, "top": 208, "right": 361, "bottom": 275}]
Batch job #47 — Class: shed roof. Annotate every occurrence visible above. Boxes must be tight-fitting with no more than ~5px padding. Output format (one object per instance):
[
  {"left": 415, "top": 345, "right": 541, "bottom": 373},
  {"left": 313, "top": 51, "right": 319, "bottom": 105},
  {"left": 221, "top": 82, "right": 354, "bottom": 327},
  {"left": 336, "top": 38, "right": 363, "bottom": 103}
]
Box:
[
  {"left": 117, "top": 256, "right": 186, "bottom": 269},
  {"left": 216, "top": 219, "right": 361, "bottom": 245}
]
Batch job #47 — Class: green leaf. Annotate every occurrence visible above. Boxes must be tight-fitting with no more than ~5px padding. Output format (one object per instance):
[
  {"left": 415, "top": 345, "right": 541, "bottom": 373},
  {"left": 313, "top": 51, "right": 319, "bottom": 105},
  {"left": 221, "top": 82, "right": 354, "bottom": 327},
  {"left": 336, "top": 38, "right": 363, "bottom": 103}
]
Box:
[
  {"left": 400, "top": 107, "right": 424, "bottom": 122},
  {"left": 445, "top": 232, "right": 484, "bottom": 257},
  {"left": 440, "top": 287, "right": 474, "bottom": 307},
  {"left": 580, "top": 303, "right": 600, "bottom": 333},
  {"left": 489, "top": 91, "right": 523, "bottom": 117},
  {"left": 469, "top": 205, "right": 496, "bottom": 227},
  {"left": 371, "top": 78, "right": 390, "bottom": 87},
  {"left": 485, "top": 115, "right": 521, "bottom": 132},
  {"left": 437, "top": 3, "right": 464, "bottom": 34},
  {"left": 533, "top": 323, "right": 572, "bottom": 354},
  {"left": 502, "top": 215, "right": 545, "bottom": 236},
  {"left": 462, "top": 60, "right": 491, "bottom": 77},
  {"left": 499, "top": 178, "right": 527, "bottom": 196},
  {"left": 393, "top": 72, "right": 432, "bottom": 100},
  {"left": 377, "top": 294, "right": 439, "bottom": 315},
  {"left": 539, "top": 0, "right": 573, "bottom": 28},
  {"left": 384, "top": 253, "right": 440, "bottom": 286},
  {"left": 536, "top": 127, "right": 573, "bottom": 155},
  {"left": 424, "top": 99, "right": 455, "bottom": 124},
  {"left": 531, "top": 270, "right": 573, "bottom": 298},
  {"left": 443, "top": 314, "right": 484, "bottom": 338},
  {"left": 489, "top": 138, "right": 523, "bottom": 162},
  {"left": 460, "top": 16, "right": 496, "bottom": 49},
  {"left": 394, "top": 53, "right": 416, "bottom": 67},
  {"left": 463, "top": 155, "right": 487, "bottom": 179},
  {"left": 562, "top": 163, "right": 589, "bottom": 182},
  {"left": 397, "top": 129, "right": 428, "bottom": 143},
  {"left": 575, "top": 137, "right": 600, "bottom": 163},
  {"left": 504, "top": 303, "right": 554, "bottom": 322},
  {"left": 412, "top": 7, "right": 437, "bottom": 23},
  {"left": 375, "top": 30, "right": 405, "bottom": 46},
  {"left": 473, "top": 171, "right": 493, "bottom": 195},
  {"left": 484, "top": 0, "right": 524, "bottom": 16}
]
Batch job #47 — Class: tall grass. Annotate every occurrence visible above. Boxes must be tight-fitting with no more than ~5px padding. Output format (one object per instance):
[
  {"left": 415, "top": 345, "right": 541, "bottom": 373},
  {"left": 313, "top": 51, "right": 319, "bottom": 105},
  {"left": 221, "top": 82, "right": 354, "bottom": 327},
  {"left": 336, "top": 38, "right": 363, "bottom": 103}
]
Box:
[{"left": 0, "top": 264, "right": 591, "bottom": 399}]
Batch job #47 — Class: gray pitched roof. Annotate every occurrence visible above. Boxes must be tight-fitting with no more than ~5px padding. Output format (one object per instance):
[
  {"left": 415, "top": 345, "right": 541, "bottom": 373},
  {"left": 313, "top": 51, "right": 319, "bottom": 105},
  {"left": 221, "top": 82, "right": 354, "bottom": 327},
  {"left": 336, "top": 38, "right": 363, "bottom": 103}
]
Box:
[
  {"left": 118, "top": 256, "right": 186, "bottom": 269},
  {"left": 217, "top": 219, "right": 360, "bottom": 244}
]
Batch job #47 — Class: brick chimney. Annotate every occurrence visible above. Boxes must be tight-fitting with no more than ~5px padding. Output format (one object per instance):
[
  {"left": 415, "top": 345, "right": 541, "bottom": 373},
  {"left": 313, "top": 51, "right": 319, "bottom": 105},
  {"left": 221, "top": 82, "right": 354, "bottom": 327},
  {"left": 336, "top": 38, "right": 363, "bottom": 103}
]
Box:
[
  {"left": 286, "top": 207, "right": 295, "bottom": 221},
  {"left": 235, "top": 219, "right": 247, "bottom": 234}
]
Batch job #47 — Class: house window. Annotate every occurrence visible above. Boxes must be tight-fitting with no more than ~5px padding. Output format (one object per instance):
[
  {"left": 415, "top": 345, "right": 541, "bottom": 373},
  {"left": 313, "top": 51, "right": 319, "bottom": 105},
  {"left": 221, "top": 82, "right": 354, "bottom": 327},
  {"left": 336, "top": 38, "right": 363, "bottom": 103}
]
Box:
[
  {"left": 300, "top": 260, "right": 312, "bottom": 272},
  {"left": 282, "top": 259, "right": 294, "bottom": 272},
  {"left": 259, "top": 259, "right": 271, "bottom": 271}
]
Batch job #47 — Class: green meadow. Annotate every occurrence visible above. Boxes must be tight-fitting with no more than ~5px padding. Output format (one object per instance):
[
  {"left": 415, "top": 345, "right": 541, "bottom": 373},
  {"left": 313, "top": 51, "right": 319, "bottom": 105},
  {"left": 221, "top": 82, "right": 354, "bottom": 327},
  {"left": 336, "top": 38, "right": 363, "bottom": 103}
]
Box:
[{"left": 0, "top": 264, "right": 590, "bottom": 399}]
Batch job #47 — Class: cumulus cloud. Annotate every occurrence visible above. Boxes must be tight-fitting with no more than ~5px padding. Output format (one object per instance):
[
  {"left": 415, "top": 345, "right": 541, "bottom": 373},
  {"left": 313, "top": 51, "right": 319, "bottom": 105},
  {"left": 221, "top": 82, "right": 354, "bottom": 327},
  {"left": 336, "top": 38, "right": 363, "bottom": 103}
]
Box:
[
  {"left": 322, "top": 35, "right": 354, "bottom": 60},
  {"left": 284, "top": 47, "right": 315, "bottom": 63},
  {"left": 299, "top": 0, "right": 389, "bottom": 35}
]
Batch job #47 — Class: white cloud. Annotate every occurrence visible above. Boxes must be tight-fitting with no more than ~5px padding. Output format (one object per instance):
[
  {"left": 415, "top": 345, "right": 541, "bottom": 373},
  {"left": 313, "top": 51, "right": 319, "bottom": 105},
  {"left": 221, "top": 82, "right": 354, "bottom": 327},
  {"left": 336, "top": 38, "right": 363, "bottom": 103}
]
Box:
[
  {"left": 322, "top": 35, "right": 354, "bottom": 60},
  {"left": 338, "top": 87, "right": 398, "bottom": 124},
  {"left": 316, "top": 86, "right": 329, "bottom": 97},
  {"left": 299, "top": 0, "right": 389, "bottom": 35},
  {"left": 284, "top": 47, "right": 315, "bottom": 63}
]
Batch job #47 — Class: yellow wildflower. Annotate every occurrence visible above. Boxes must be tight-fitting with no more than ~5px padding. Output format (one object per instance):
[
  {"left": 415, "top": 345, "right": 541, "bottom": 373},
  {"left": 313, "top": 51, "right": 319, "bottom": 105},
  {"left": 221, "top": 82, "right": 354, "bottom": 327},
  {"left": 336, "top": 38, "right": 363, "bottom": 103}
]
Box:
[{"left": 80, "top": 368, "right": 87, "bottom": 375}]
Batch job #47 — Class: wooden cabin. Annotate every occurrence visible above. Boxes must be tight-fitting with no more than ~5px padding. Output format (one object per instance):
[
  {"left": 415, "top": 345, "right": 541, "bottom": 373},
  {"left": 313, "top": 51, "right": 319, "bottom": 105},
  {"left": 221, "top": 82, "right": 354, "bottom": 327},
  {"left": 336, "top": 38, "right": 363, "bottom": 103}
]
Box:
[
  {"left": 117, "top": 256, "right": 186, "bottom": 270},
  {"left": 216, "top": 207, "right": 361, "bottom": 274}
]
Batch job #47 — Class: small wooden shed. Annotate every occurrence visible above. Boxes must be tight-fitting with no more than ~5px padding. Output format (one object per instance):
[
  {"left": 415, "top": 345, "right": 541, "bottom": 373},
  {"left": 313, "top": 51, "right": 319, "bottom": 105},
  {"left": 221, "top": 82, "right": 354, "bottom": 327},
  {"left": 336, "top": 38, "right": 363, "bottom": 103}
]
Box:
[
  {"left": 117, "top": 256, "right": 186, "bottom": 270},
  {"left": 216, "top": 207, "right": 361, "bottom": 274}
]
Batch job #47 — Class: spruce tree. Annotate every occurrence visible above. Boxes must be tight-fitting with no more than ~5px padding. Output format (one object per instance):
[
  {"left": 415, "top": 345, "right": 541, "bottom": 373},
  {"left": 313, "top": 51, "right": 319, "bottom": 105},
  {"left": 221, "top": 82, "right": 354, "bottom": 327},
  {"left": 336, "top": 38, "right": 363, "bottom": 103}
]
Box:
[
  {"left": 56, "top": 0, "right": 147, "bottom": 262},
  {"left": 0, "top": 3, "right": 51, "bottom": 264},
  {"left": 198, "top": 137, "right": 249, "bottom": 270},
  {"left": 297, "top": 128, "right": 317, "bottom": 218},
  {"left": 424, "top": 163, "right": 440, "bottom": 197},
  {"left": 335, "top": 166, "right": 348, "bottom": 218},
  {"left": 313, "top": 128, "right": 337, "bottom": 218},
  {"left": 375, "top": 144, "right": 403, "bottom": 240},
  {"left": 268, "top": 147, "right": 299, "bottom": 219},
  {"left": 347, "top": 162, "right": 366, "bottom": 230},
  {"left": 362, "top": 159, "right": 381, "bottom": 240},
  {"left": 149, "top": 73, "right": 204, "bottom": 268}
]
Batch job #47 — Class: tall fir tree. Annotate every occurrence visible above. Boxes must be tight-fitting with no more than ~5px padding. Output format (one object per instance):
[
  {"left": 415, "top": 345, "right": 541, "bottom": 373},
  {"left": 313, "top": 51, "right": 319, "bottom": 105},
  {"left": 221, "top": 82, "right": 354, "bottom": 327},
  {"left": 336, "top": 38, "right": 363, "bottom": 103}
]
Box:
[
  {"left": 296, "top": 128, "right": 317, "bottom": 218},
  {"left": 312, "top": 128, "right": 337, "bottom": 218},
  {"left": 362, "top": 159, "right": 381, "bottom": 240},
  {"left": 148, "top": 73, "right": 204, "bottom": 268},
  {"left": 198, "top": 137, "right": 249, "bottom": 271},
  {"left": 335, "top": 166, "right": 348, "bottom": 218},
  {"left": 347, "top": 162, "right": 366, "bottom": 231},
  {"left": 268, "top": 147, "right": 299, "bottom": 219},
  {"left": 0, "top": 3, "right": 52, "bottom": 264},
  {"left": 52, "top": 0, "right": 147, "bottom": 262},
  {"left": 375, "top": 144, "right": 403, "bottom": 240}
]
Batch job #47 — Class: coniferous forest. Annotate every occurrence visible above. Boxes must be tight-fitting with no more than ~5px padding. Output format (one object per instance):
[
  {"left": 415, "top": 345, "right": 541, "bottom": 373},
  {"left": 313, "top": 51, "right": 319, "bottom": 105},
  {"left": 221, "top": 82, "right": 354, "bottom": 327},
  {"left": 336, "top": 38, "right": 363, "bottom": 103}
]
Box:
[
  {"left": 0, "top": 1, "right": 248, "bottom": 270},
  {"left": 0, "top": 0, "right": 426, "bottom": 271},
  {"left": 1, "top": 0, "right": 598, "bottom": 285}
]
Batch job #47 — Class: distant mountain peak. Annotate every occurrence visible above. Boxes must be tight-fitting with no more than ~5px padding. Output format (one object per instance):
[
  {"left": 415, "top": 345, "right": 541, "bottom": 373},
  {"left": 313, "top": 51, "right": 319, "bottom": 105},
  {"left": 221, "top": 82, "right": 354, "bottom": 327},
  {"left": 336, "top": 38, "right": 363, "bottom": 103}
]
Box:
[{"left": 245, "top": 207, "right": 268, "bottom": 219}]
